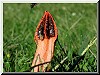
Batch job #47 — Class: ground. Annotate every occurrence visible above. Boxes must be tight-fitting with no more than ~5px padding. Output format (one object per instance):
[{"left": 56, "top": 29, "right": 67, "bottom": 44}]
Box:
[{"left": 3, "top": 3, "right": 97, "bottom": 72}]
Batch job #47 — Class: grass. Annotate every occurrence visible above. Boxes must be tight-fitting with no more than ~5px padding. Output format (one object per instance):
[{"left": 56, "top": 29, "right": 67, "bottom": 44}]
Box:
[{"left": 3, "top": 3, "right": 97, "bottom": 72}]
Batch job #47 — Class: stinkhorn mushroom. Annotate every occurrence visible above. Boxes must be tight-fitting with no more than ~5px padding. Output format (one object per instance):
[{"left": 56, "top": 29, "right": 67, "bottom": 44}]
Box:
[{"left": 32, "top": 11, "right": 58, "bottom": 72}]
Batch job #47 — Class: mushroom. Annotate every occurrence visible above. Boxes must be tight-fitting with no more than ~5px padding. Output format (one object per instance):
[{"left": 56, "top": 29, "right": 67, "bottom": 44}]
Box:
[{"left": 32, "top": 11, "right": 58, "bottom": 72}]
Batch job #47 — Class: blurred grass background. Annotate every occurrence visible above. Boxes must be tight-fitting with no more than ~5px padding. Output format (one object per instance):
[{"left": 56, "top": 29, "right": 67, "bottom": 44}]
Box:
[{"left": 3, "top": 3, "right": 97, "bottom": 72}]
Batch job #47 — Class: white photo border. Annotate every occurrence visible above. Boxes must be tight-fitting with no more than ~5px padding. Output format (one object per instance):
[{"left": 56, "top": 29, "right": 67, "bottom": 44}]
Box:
[{"left": 0, "top": 0, "right": 99, "bottom": 74}]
